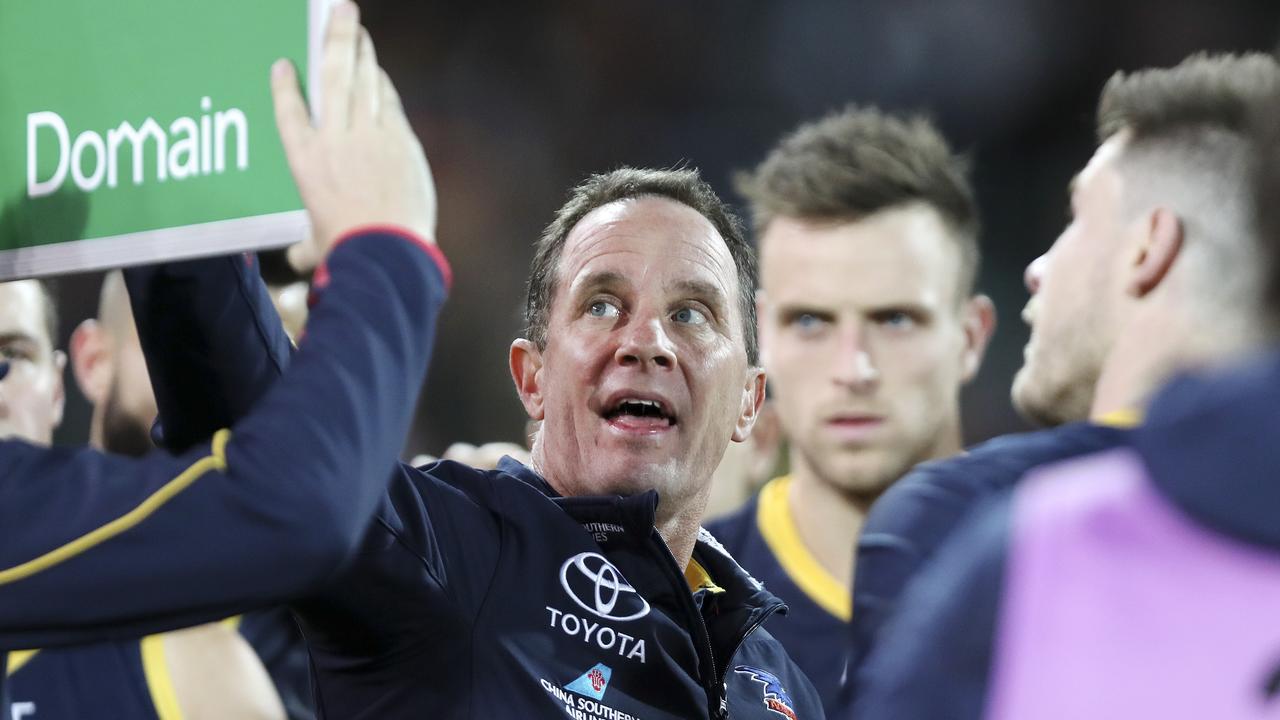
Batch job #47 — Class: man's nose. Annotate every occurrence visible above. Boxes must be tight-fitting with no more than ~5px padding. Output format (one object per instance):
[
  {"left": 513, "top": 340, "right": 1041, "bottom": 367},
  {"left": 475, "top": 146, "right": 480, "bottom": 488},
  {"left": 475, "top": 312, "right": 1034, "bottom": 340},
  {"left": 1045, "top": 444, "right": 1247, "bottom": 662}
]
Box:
[
  {"left": 832, "top": 323, "right": 879, "bottom": 391},
  {"left": 615, "top": 317, "right": 678, "bottom": 370},
  {"left": 1024, "top": 253, "right": 1048, "bottom": 295}
]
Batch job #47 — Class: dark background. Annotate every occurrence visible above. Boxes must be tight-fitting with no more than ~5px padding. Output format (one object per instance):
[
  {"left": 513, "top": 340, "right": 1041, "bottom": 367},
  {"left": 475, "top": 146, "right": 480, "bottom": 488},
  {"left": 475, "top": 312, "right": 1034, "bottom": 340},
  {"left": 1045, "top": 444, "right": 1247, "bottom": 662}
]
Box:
[{"left": 51, "top": 0, "right": 1280, "bottom": 455}]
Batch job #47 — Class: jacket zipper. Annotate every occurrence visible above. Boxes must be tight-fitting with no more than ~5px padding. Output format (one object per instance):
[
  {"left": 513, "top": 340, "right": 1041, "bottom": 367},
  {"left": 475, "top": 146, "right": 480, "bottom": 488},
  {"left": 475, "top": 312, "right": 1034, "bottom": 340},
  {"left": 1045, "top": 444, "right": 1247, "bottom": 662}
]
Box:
[{"left": 646, "top": 534, "right": 725, "bottom": 718}]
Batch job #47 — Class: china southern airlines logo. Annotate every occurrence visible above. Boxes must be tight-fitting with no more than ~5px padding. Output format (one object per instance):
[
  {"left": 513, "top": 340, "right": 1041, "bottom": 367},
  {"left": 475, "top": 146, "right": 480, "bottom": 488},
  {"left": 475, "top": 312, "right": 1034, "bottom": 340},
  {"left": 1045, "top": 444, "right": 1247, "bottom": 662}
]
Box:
[
  {"left": 559, "top": 552, "right": 651, "bottom": 621},
  {"left": 564, "top": 663, "right": 613, "bottom": 701},
  {"left": 735, "top": 666, "right": 799, "bottom": 720}
]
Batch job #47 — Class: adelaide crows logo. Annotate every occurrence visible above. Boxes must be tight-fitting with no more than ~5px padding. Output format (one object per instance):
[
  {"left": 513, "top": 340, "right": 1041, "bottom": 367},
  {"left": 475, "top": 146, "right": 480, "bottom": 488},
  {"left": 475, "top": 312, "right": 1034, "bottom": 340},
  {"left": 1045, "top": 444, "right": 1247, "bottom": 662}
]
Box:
[{"left": 734, "top": 666, "right": 798, "bottom": 720}]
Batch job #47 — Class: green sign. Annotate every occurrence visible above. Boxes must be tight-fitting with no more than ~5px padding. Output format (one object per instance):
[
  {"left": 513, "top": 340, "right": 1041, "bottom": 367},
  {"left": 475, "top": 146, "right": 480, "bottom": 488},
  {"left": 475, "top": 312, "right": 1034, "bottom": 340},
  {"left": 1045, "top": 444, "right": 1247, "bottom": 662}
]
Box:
[{"left": 0, "top": 0, "right": 331, "bottom": 279}]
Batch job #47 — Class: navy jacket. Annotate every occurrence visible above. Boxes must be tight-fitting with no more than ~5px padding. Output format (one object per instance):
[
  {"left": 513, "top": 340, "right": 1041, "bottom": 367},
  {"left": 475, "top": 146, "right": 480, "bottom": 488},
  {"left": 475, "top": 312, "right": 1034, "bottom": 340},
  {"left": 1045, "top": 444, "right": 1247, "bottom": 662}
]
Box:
[
  {"left": 143, "top": 245, "right": 825, "bottom": 719},
  {"left": 0, "top": 232, "right": 446, "bottom": 709},
  {"left": 852, "top": 350, "right": 1280, "bottom": 718}
]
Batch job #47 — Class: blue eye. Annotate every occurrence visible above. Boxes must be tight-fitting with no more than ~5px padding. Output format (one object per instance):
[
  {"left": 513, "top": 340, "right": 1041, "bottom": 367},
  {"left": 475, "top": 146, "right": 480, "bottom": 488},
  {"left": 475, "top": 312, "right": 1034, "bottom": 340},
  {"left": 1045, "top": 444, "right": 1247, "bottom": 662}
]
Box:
[
  {"left": 588, "top": 301, "right": 621, "bottom": 319},
  {"left": 673, "top": 307, "right": 708, "bottom": 325},
  {"left": 879, "top": 311, "right": 916, "bottom": 330}
]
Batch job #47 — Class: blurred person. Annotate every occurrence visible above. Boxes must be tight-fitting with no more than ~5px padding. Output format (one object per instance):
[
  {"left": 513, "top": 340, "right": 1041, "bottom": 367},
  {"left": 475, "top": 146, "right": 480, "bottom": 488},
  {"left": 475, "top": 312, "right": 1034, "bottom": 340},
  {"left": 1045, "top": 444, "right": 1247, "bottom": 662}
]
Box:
[
  {"left": 1, "top": 9, "right": 446, "bottom": 720},
  {"left": 847, "top": 54, "right": 1280, "bottom": 688},
  {"left": 141, "top": 158, "right": 828, "bottom": 715},
  {"left": 4, "top": 273, "right": 288, "bottom": 720},
  {"left": 852, "top": 72, "right": 1280, "bottom": 720},
  {"left": 705, "top": 106, "right": 996, "bottom": 711}
]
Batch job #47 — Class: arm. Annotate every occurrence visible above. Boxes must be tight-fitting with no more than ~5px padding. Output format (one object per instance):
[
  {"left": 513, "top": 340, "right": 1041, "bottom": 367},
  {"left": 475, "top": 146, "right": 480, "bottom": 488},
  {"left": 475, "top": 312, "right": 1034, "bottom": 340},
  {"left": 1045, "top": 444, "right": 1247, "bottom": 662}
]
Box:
[
  {"left": 849, "top": 494, "right": 1010, "bottom": 719},
  {"left": 0, "top": 2, "right": 446, "bottom": 648},
  {"left": 124, "top": 253, "right": 293, "bottom": 454},
  {"left": 0, "top": 231, "right": 447, "bottom": 648},
  {"left": 162, "top": 623, "right": 287, "bottom": 720}
]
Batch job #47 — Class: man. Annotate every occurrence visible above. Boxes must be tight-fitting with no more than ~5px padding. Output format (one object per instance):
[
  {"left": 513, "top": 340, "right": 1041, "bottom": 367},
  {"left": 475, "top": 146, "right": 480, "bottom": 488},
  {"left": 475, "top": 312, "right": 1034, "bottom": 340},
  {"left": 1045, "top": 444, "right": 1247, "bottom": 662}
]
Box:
[
  {"left": 848, "top": 51, "right": 1280, "bottom": 705},
  {"left": 852, "top": 71, "right": 1280, "bottom": 720},
  {"left": 2, "top": 274, "right": 289, "bottom": 720},
  {"left": 140, "top": 166, "right": 824, "bottom": 717},
  {"left": 1, "top": 7, "right": 444, "bottom": 717},
  {"left": 705, "top": 106, "right": 995, "bottom": 710}
]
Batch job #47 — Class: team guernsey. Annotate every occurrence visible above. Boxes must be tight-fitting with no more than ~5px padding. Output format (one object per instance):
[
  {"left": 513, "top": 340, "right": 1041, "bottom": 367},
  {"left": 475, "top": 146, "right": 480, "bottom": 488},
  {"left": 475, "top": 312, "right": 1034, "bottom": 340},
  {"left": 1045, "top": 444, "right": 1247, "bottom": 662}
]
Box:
[
  {"left": 0, "top": 231, "right": 449, "bottom": 717},
  {"left": 5, "top": 641, "right": 167, "bottom": 720},
  {"left": 134, "top": 243, "right": 824, "bottom": 719},
  {"left": 853, "top": 351, "right": 1280, "bottom": 718},
  {"left": 705, "top": 476, "right": 848, "bottom": 716}
]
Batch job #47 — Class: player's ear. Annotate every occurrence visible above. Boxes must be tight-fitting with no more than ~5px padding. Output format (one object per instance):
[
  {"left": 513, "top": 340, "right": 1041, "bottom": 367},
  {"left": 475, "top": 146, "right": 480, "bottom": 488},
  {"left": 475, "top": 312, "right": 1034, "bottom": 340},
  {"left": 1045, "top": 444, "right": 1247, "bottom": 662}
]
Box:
[
  {"left": 1128, "top": 207, "right": 1183, "bottom": 298},
  {"left": 510, "top": 338, "right": 546, "bottom": 421},
  {"left": 732, "top": 366, "right": 767, "bottom": 443},
  {"left": 960, "top": 294, "right": 996, "bottom": 383},
  {"left": 70, "top": 319, "right": 111, "bottom": 406}
]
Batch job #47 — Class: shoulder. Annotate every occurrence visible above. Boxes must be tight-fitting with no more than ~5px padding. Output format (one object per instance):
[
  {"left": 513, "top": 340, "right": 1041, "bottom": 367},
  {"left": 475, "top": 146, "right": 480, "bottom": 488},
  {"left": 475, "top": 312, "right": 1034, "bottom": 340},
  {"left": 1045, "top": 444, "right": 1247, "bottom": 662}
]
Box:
[{"left": 703, "top": 493, "right": 760, "bottom": 557}]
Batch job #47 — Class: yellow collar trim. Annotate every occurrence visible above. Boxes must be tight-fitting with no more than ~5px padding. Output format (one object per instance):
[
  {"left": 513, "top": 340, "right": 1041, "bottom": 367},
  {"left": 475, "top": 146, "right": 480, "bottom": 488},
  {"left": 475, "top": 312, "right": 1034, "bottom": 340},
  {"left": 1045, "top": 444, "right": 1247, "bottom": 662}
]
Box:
[
  {"left": 1093, "top": 408, "right": 1143, "bottom": 428},
  {"left": 5, "top": 649, "right": 39, "bottom": 676},
  {"left": 685, "top": 558, "right": 725, "bottom": 594},
  {"left": 141, "top": 635, "right": 186, "bottom": 720},
  {"left": 756, "top": 476, "right": 851, "bottom": 622}
]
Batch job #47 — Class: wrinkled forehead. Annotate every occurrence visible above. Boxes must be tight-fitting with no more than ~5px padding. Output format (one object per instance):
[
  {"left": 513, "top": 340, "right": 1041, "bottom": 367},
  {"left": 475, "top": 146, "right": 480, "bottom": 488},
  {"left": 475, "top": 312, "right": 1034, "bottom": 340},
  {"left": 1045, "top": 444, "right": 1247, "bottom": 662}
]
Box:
[
  {"left": 556, "top": 196, "right": 739, "bottom": 300},
  {"left": 0, "top": 280, "right": 55, "bottom": 349}
]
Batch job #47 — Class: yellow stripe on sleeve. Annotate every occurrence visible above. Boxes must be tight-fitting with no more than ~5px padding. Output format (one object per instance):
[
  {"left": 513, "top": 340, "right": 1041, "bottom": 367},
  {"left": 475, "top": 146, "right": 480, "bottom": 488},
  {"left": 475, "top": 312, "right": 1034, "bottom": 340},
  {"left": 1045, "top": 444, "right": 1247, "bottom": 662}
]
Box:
[
  {"left": 0, "top": 430, "right": 232, "bottom": 586},
  {"left": 141, "top": 635, "right": 186, "bottom": 720},
  {"left": 5, "top": 649, "right": 39, "bottom": 676}
]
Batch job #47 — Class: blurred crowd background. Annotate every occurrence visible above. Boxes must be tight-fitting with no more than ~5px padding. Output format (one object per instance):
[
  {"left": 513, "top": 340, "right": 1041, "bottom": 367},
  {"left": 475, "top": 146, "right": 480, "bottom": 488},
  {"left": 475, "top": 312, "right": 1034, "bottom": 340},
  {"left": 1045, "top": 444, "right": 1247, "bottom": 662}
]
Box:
[{"left": 47, "top": 0, "right": 1280, "bottom": 457}]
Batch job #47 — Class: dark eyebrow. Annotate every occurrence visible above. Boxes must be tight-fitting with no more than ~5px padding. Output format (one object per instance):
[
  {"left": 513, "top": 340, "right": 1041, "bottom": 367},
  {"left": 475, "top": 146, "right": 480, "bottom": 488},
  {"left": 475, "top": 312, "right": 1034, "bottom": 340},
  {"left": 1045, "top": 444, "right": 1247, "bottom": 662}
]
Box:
[
  {"left": 0, "top": 332, "right": 41, "bottom": 346},
  {"left": 573, "top": 270, "right": 629, "bottom": 297}
]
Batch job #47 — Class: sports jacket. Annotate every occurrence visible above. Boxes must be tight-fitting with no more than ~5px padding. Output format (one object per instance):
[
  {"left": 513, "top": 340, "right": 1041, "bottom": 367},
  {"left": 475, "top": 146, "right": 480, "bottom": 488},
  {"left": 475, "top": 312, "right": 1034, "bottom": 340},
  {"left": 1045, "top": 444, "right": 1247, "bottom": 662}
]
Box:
[{"left": 137, "top": 245, "right": 825, "bottom": 720}]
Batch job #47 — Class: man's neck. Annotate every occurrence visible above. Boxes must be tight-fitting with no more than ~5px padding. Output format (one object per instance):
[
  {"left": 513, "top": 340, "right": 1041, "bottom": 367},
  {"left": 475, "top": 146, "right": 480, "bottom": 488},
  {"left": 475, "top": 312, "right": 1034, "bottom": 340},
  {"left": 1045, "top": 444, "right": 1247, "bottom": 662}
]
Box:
[
  {"left": 1092, "top": 305, "right": 1258, "bottom": 419},
  {"left": 787, "top": 461, "right": 868, "bottom": 591}
]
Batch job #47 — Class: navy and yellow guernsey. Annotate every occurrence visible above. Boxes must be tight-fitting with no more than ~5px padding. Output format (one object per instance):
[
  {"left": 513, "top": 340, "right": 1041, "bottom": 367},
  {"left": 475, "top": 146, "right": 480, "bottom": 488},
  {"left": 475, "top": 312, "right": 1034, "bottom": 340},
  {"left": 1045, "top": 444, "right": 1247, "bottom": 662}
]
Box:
[
  {"left": 705, "top": 475, "right": 849, "bottom": 715},
  {"left": 0, "top": 231, "right": 449, "bottom": 717},
  {"left": 5, "top": 639, "right": 177, "bottom": 720}
]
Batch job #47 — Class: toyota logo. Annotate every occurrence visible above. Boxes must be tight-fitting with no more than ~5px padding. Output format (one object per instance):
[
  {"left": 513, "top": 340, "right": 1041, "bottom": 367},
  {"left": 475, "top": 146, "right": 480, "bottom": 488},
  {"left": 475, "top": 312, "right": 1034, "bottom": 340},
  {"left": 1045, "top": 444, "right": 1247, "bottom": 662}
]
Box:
[{"left": 559, "top": 552, "right": 651, "bottom": 621}]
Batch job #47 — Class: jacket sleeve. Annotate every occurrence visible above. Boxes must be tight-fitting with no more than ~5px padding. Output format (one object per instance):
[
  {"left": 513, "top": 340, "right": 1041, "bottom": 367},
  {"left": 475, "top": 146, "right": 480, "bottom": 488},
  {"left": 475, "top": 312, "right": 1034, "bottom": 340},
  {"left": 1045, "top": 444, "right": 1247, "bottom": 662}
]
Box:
[
  {"left": 849, "top": 493, "right": 1010, "bottom": 719},
  {"left": 124, "top": 253, "right": 294, "bottom": 454},
  {"left": 0, "top": 231, "right": 448, "bottom": 650}
]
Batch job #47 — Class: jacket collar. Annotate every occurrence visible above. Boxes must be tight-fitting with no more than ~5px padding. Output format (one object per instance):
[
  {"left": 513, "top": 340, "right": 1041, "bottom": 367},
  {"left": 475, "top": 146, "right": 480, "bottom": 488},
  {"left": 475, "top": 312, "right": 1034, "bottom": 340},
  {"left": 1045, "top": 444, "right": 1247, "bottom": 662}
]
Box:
[{"left": 1135, "top": 349, "right": 1280, "bottom": 549}]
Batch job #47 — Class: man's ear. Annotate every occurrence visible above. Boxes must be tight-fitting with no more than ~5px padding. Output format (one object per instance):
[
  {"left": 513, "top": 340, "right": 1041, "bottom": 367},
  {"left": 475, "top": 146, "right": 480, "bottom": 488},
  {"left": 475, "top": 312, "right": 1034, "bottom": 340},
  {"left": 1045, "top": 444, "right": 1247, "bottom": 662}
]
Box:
[
  {"left": 510, "top": 338, "right": 546, "bottom": 421},
  {"left": 50, "top": 349, "right": 67, "bottom": 431},
  {"left": 732, "top": 366, "right": 767, "bottom": 443},
  {"left": 1128, "top": 207, "right": 1183, "bottom": 298},
  {"left": 960, "top": 294, "right": 997, "bottom": 383},
  {"left": 70, "top": 319, "right": 111, "bottom": 406}
]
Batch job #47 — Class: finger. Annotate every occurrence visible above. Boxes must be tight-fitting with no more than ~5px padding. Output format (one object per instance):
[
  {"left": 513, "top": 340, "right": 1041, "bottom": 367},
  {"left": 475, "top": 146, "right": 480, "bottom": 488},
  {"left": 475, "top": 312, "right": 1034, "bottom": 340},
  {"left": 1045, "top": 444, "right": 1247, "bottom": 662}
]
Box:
[
  {"left": 271, "top": 59, "right": 312, "bottom": 174},
  {"left": 378, "top": 68, "right": 409, "bottom": 131},
  {"left": 287, "top": 237, "right": 321, "bottom": 273},
  {"left": 352, "top": 26, "right": 380, "bottom": 122},
  {"left": 320, "top": 1, "right": 360, "bottom": 128}
]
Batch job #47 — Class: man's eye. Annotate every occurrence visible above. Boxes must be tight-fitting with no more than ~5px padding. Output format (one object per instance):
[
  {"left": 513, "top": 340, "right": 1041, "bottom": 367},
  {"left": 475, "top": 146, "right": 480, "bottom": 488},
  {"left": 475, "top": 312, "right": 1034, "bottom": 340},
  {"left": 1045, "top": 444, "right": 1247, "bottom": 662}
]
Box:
[
  {"left": 877, "top": 311, "right": 917, "bottom": 330},
  {"left": 672, "top": 307, "right": 708, "bottom": 325},
  {"left": 587, "top": 301, "right": 621, "bottom": 319},
  {"left": 788, "top": 313, "right": 828, "bottom": 331}
]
